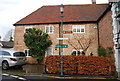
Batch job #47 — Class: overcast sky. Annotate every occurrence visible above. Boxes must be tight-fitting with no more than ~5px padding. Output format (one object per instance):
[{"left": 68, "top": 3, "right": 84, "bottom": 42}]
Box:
[{"left": 0, "top": 0, "right": 108, "bottom": 40}]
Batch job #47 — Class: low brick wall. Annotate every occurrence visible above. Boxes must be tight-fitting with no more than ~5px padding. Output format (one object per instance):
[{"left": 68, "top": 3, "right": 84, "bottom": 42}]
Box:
[
  {"left": 26, "top": 57, "right": 38, "bottom": 64},
  {"left": 26, "top": 56, "right": 44, "bottom": 64}
]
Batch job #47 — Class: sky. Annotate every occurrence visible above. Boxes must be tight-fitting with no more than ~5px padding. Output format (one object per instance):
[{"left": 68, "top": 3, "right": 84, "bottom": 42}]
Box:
[{"left": 0, "top": 0, "right": 108, "bottom": 40}]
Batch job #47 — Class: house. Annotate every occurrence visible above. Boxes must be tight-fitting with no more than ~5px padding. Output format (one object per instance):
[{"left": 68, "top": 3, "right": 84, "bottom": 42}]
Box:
[{"left": 13, "top": 3, "right": 114, "bottom": 61}]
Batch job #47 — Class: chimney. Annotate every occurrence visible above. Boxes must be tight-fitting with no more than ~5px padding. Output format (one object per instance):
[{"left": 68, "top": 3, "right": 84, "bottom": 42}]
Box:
[{"left": 92, "top": 0, "right": 96, "bottom": 4}]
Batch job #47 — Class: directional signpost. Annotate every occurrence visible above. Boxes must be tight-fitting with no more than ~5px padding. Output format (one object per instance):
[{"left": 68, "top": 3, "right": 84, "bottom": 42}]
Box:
[
  {"left": 57, "top": 38, "right": 68, "bottom": 40},
  {"left": 56, "top": 37, "right": 68, "bottom": 48},
  {"left": 55, "top": 44, "right": 68, "bottom": 48}
]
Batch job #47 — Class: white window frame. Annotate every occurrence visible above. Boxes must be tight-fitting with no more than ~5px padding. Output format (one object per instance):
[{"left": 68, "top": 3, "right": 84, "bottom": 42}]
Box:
[
  {"left": 72, "top": 49, "right": 83, "bottom": 56},
  {"left": 24, "top": 27, "right": 33, "bottom": 33},
  {"left": 72, "top": 25, "right": 85, "bottom": 33},
  {"left": 24, "top": 49, "right": 30, "bottom": 57},
  {"left": 45, "top": 25, "right": 54, "bottom": 34},
  {"left": 45, "top": 47, "right": 53, "bottom": 56}
]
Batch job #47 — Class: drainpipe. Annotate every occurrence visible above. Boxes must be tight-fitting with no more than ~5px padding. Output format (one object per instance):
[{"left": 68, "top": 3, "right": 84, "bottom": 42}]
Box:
[{"left": 97, "top": 22, "right": 100, "bottom": 48}]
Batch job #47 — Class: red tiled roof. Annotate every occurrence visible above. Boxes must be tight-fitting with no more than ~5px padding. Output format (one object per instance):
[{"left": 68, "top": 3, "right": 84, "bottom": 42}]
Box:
[{"left": 14, "top": 4, "right": 110, "bottom": 25}]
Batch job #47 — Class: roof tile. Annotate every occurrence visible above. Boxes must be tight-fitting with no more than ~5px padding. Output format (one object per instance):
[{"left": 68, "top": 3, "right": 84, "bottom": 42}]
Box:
[{"left": 14, "top": 4, "right": 110, "bottom": 25}]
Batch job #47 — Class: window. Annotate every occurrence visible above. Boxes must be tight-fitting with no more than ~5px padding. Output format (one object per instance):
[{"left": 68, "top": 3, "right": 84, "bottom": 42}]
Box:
[
  {"left": 72, "top": 25, "right": 85, "bottom": 33},
  {"left": 45, "top": 47, "right": 52, "bottom": 56},
  {"left": 13, "top": 52, "right": 26, "bottom": 57},
  {"left": 1, "top": 51, "right": 11, "bottom": 56},
  {"left": 71, "top": 50, "right": 84, "bottom": 56},
  {"left": 24, "top": 27, "right": 33, "bottom": 33},
  {"left": 24, "top": 49, "right": 30, "bottom": 57},
  {"left": 45, "top": 26, "right": 54, "bottom": 34}
]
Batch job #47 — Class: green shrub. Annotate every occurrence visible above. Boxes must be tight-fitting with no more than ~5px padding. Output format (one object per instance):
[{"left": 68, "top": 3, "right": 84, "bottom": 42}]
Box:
[
  {"left": 98, "top": 46, "right": 107, "bottom": 57},
  {"left": 106, "top": 47, "right": 113, "bottom": 57},
  {"left": 24, "top": 28, "right": 52, "bottom": 63}
]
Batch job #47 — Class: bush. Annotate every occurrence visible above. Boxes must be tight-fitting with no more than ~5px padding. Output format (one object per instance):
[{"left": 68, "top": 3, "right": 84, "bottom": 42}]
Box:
[
  {"left": 98, "top": 47, "right": 107, "bottom": 57},
  {"left": 76, "top": 56, "right": 114, "bottom": 75},
  {"left": 98, "top": 46, "right": 113, "bottom": 57},
  {"left": 45, "top": 55, "right": 115, "bottom": 75}
]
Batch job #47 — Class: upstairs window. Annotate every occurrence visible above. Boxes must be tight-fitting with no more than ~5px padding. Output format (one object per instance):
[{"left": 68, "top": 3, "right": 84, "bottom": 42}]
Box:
[
  {"left": 45, "top": 25, "right": 54, "bottom": 34},
  {"left": 72, "top": 25, "right": 85, "bottom": 33}
]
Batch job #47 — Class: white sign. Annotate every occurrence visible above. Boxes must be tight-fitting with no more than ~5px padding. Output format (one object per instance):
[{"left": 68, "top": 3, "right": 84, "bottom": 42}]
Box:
[{"left": 57, "top": 38, "right": 68, "bottom": 40}]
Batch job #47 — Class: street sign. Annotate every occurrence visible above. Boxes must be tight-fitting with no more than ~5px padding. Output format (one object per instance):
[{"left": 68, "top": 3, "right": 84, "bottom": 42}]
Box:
[
  {"left": 63, "top": 31, "right": 72, "bottom": 34},
  {"left": 55, "top": 44, "right": 68, "bottom": 48},
  {"left": 57, "top": 38, "right": 68, "bottom": 40}
]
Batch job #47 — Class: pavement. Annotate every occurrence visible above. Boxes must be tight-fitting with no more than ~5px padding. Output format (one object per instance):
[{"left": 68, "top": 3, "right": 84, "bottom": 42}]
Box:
[
  {"left": 2, "top": 64, "right": 120, "bottom": 80},
  {"left": 38, "top": 73, "right": 119, "bottom": 80}
]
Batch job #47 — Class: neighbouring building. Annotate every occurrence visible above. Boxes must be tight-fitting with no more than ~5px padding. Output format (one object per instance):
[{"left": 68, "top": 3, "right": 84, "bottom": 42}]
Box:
[
  {"left": 111, "top": 0, "right": 120, "bottom": 79},
  {"left": 3, "top": 29, "right": 14, "bottom": 42},
  {"left": 13, "top": 3, "right": 114, "bottom": 62},
  {"left": 0, "top": 41, "right": 14, "bottom": 50}
]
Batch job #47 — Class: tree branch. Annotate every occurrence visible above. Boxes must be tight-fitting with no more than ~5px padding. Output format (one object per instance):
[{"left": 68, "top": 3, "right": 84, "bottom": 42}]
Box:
[{"left": 67, "top": 40, "right": 78, "bottom": 50}]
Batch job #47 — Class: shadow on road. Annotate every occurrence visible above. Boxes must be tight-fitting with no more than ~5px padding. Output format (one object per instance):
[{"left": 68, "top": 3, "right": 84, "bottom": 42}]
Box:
[{"left": 2, "top": 64, "right": 45, "bottom": 75}]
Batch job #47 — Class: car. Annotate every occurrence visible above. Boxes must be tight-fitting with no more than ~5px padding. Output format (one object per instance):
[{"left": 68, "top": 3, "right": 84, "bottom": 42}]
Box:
[{"left": 0, "top": 50, "right": 26, "bottom": 70}]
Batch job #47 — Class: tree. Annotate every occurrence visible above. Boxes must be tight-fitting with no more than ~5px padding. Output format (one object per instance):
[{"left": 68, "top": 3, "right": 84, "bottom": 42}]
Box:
[
  {"left": 24, "top": 28, "right": 52, "bottom": 63},
  {"left": 67, "top": 34, "right": 95, "bottom": 55},
  {"left": 9, "top": 36, "right": 13, "bottom": 42},
  {"left": 3, "top": 29, "right": 14, "bottom": 42}
]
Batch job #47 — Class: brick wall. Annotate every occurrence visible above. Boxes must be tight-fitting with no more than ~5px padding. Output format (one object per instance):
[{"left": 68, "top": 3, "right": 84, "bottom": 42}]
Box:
[
  {"left": 98, "top": 10, "right": 114, "bottom": 48},
  {"left": 63, "top": 23, "right": 98, "bottom": 56},
  {"left": 14, "top": 23, "right": 98, "bottom": 57}
]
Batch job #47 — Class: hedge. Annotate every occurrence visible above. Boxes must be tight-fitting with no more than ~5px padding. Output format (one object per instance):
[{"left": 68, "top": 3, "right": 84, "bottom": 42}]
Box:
[{"left": 45, "top": 55, "right": 115, "bottom": 75}]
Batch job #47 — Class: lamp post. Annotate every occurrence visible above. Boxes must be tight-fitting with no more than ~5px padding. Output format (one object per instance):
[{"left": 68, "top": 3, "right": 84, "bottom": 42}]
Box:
[{"left": 59, "top": 4, "right": 64, "bottom": 77}]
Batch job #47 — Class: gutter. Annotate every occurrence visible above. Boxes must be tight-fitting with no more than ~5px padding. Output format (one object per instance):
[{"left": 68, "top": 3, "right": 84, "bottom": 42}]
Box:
[{"left": 13, "top": 21, "right": 97, "bottom": 26}]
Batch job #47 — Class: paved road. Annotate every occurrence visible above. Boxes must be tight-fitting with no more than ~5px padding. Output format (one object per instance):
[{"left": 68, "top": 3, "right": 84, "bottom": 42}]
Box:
[
  {"left": 1, "top": 64, "right": 120, "bottom": 81},
  {"left": 2, "top": 75, "right": 57, "bottom": 81},
  {"left": 2, "top": 74, "right": 119, "bottom": 81},
  {"left": 2, "top": 75, "right": 26, "bottom": 81},
  {"left": 2, "top": 64, "right": 44, "bottom": 75}
]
